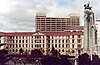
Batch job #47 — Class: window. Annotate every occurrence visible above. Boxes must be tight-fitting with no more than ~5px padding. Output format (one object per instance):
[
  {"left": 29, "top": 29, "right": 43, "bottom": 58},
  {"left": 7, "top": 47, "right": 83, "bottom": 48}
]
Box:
[
  {"left": 43, "top": 36, "right": 44, "bottom": 38},
  {"left": 13, "top": 44, "right": 14, "bottom": 48},
  {"left": 23, "top": 44, "right": 24, "bottom": 47},
  {"left": 72, "top": 50, "right": 75, "bottom": 53},
  {"left": 16, "top": 40, "right": 18, "bottom": 43},
  {"left": 43, "top": 44, "right": 44, "bottom": 48},
  {"left": 35, "top": 40, "right": 36, "bottom": 43},
  {"left": 32, "top": 45, "right": 33, "bottom": 48},
  {"left": 26, "top": 40, "right": 28, "bottom": 43},
  {"left": 66, "top": 35, "right": 70, "bottom": 38},
  {"left": 31, "top": 36, "right": 33, "bottom": 38},
  {"left": 59, "top": 40, "right": 60, "bottom": 43},
  {"left": 23, "top": 40, "right": 24, "bottom": 43},
  {"left": 43, "top": 40, "right": 44, "bottom": 43},
  {"left": 0, "top": 40, "right": 1, "bottom": 43},
  {"left": 31, "top": 40, "right": 33, "bottom": 43},
  {"left": 23, "top": 36, "right": 24, "bottom": 39},
  {"left": 68, "top": 40, "right": 70, "bottom": 43},
  {"left": 13, "top": 49, "right": 14, "bottom": 52},
  {"left": 16, "top": 49, "right": 18, "bottom": 52},
  {"left": 72, "top": 44, "right": 74, "bottom": 48},
  {"left": 26, "top": 44, "right": 27, "bottom": 47},
  {"left": 55, "top": 44, "right": 57, "bottom": 48},
  {"left": 10, "top": 45, "right": 12, "bottom": 48},
  {"left": 51, "top": 36, "right": 53, "bottom": 39},
  {"left": 35, "top": 40, "right": 41, "bottom": 43},
  {"left": 62, "top": 40, "right": 64, "bottom": 43},
  {"left": 12, "top": 36, "right": 14, "bottom": 39},
  {"left": 59, "top": 49, "right": 60, "bottom": 52},
  {"left": 62, "top": 49, "right": 64, "bottom": 52},
  {"left": 78, "top": 35, "right": 81, "bottom": 38},
  {"left": 52, "top": 40, "right": 53, "bottom": 43},
  {"left": 66, "top": 40, "right": 68, "bottom": 43},
  {"left": 59, "top": 44, "right": 61, "bottom": 48},
  {"left": 77, "top": 44, "right": 81, "bottom": 48},
  {"left": 48, "top": 44, "right": 50, "bottom": 48},
  {"left": 72, "top": 35, "right": 74, "bottom": 38},
  {"left": 19, "top": 44, "right": 21, "bottom": 47},
  {"left": 72, "top": 39, "right": 74, "bottom": 43},
  {"left": 13, "top": 40, "right": 14, "bottom": 43},
  {"left": 35, "top": 45, "right": 36, "bottom": 47},
  {"left": 35, "top": 36, "right": 41, "bottom": 39},
  {"left": 62, "top": 44, "right": 64, "bottom": 47},
  {"left": 16, "top": 36, "right": 18, "bottom": 39},
  {"left": 66, "top": 44, "right": 70, "bottom": 48},
  {"left": 77, "top": 39, "right": 81, "bottom": 43},
  {"left": 19, "top": 40, "right": 21, "bottom": 43},
  {"left": 19, "top": 36, "right": 21, "bottom": 39},
  {"left": 16, "top": 44, "right": 18, "bottom": 48}
]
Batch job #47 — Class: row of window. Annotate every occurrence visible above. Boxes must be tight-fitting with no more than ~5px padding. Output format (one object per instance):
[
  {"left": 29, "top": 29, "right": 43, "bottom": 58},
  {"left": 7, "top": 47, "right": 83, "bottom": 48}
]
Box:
[
  {"left": 8, "top": 36, "right": 45, "bottom": 39},
  {"left": 9, "top": 48, "right": 76, "bottom": 54},
  {"left": 8, "top": 44, "right": 45, "bottom": 48},
  {"left": 48, "top": 39, "right": 82, "bottom": 43},
  {"left": 58, "top": 49, "right": 75, "bottom": 53},
  {"left": 8, "top": 40, "right": 45, "bottom": 43},
  {"left": 7, "top": 39, "right": 82, "bottom": 44},
  {"left": 9, "top": 49, "right": 31, "bottom": 53},
  {"left": 8, "top": 35, "right": 81, "bottom": 40},
  {"left": 36, "top": 17, "right": 71, "bottom": 20},
  {"left": 8, "top": 44, "right": 81, "bottom": 49},
  {"left": 49, "top": 35, "right": 81, "bottom": 39}
]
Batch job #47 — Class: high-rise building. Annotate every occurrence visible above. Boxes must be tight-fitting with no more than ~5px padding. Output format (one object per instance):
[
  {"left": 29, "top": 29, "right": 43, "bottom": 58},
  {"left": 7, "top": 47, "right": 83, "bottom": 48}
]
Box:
[{"left": 35, "top": 13, "right": 80, "bottom": 32}]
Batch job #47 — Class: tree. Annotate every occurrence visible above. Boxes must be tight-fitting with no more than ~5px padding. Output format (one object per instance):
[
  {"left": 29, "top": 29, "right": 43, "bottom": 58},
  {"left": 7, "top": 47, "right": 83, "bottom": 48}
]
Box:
[
  {"left": 60, "top": 55, "right": 72, "bottom": 65},
  {"left": 78, "top": 53, "right": 91, "bottom": 65},
  {"left": 31, "top": 49, "right": 43, "bottom": 56},
  {"left": 0, "top": 50, "right": 12, "bottom": 65},
  {"left": 19, "top": 48, "right": 24, "bottom": 54},
  {"left": 0, "top": 50, "right": 8, "bottom": 55},
  {"left": 50, "top": 45, "right": 60, "bottom": 57},
  {"left": 42, "top": 56, "right": 61, "bottom": 65}
]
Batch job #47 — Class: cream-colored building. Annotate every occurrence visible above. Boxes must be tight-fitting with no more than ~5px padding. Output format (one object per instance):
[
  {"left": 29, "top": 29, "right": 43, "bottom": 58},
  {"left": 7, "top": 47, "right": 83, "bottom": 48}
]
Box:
[
  {"left": 0, "top": 32, "right": 8, "bottom": 50},
  {"left": 0, "top": 30, "right": 84, "bottom": 56},
  {"left": 95, "top": 20, "right": 100, "bottom": 55}
]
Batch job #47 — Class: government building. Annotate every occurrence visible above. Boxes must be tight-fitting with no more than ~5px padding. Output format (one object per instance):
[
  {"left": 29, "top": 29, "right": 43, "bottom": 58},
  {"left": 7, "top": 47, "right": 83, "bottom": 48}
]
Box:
[{"left": 0, "top": 30, "right": 83, "bottom": 56}]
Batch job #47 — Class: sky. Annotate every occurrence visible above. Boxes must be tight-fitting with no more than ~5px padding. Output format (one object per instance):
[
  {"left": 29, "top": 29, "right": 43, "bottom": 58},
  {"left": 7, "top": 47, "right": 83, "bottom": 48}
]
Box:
[{"left": 0, "top": 0, "right": 99, "bottom": 32}]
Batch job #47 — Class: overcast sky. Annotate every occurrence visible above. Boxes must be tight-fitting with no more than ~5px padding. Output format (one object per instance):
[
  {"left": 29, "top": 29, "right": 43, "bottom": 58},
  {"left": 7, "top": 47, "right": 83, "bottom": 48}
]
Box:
[{"left": 0, "top": 0, "right": 99, "bottom": 32}]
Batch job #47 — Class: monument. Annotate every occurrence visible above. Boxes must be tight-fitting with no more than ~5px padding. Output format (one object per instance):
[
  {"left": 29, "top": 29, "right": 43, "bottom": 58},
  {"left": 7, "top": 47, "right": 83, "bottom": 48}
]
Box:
[{"left": 84, "top": 3, "right": 97, "bottom": 60}]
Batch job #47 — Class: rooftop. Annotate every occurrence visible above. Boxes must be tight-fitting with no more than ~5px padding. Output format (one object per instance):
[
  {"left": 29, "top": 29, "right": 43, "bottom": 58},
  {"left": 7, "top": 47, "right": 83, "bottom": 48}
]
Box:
[{"left": 0, "top": 31, "right": 83, "bottom": 36}]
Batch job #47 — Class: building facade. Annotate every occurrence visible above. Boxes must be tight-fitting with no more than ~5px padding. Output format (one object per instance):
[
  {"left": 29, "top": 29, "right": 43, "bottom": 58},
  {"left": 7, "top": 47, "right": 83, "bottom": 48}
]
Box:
[
  {"left": 95, "top": 20, "right": 100, "bottom": 55},
  {"left": 35, "top": 13, "right": 80, "bottom": 32},
  {"left": 0, "top": 30, "right": 83, "bottom": 56},
  {"left": 96, "top": 20, "right": 100, "bottom": 39},
  {"left": 0, "top": 32, "right": 8, "bottom": 50}
]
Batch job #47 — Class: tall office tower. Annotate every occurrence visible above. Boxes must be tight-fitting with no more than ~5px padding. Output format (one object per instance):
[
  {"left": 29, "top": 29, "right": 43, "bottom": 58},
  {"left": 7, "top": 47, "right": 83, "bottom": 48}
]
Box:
[{"left": 35, "top": 13, "right": 80, "bottom": 32}]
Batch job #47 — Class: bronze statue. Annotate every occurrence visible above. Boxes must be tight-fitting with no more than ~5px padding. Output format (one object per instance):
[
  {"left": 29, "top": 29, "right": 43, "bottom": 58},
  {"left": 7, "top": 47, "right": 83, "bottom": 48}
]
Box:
[{"left": 84, "top": 3, "right": 92, "bottom": 10}]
